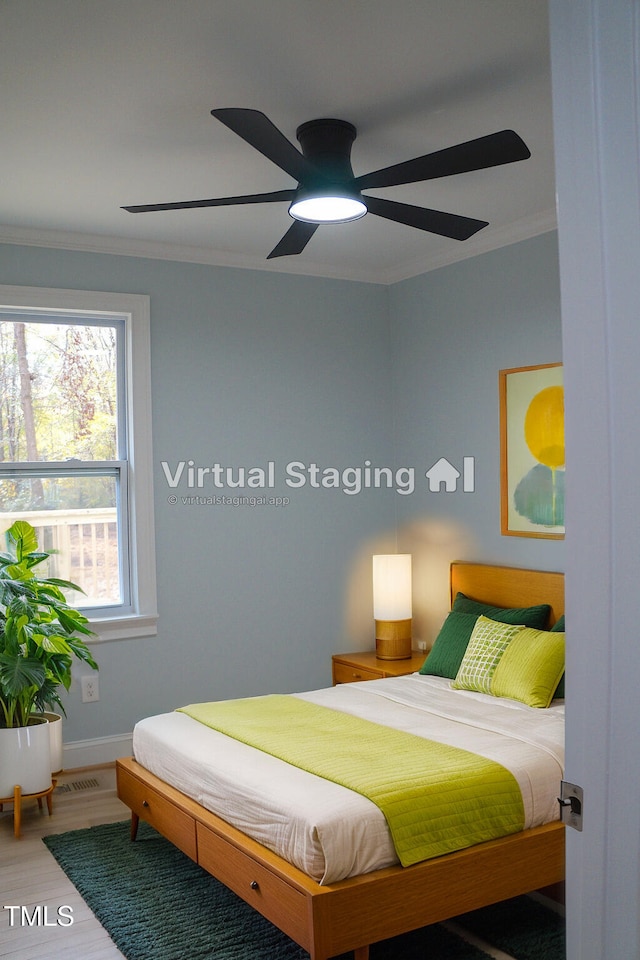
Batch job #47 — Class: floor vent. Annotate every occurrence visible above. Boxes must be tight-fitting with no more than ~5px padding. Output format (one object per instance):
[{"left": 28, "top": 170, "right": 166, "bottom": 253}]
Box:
[{"left": 56, "top": 777, "right": 101, "bottom": 793}]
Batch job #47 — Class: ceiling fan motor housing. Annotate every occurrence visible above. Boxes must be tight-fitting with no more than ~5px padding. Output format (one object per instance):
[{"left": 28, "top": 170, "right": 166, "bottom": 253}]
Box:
[
  {"left": 295, "top": 118, "right": 358, "bottom": 184},
  {"left": 290, "top": 118, "right": 367, "bottom": 221}
]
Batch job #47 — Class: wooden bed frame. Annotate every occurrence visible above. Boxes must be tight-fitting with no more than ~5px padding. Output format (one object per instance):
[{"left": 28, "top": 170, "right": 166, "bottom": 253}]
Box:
[{"left": 116, "top": 562, "right": 565, "bottom": 960}]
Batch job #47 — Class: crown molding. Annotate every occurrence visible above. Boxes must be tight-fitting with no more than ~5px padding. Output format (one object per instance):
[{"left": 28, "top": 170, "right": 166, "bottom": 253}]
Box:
[
  {"left": 0, "top": 208, "right": 557, "bottom": 286},
  {"left": 0, "top": 224, "right": 380, "bottom": 283},
  {"left": 377, "top": 207, "right": 558, "bottom": 284}
]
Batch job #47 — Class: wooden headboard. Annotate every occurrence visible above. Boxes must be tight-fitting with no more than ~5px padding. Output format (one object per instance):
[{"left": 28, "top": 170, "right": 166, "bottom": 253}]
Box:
[{"left": 450, "top": 562, "right": 564, "bottom": 627}]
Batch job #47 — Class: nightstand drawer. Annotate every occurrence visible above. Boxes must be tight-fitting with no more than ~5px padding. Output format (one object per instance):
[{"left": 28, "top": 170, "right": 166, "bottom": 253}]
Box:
[
  {"left": 332, "top": 651, "right": 425, "bottom": 684},
  {"left": 332, "top": 661, "right": 382, "bottom": 684}
]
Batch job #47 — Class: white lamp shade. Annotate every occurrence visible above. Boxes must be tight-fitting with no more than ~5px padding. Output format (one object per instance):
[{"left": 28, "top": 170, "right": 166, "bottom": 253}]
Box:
[{"left": 373, "top": 554, "right": 412, "bottom": 620}]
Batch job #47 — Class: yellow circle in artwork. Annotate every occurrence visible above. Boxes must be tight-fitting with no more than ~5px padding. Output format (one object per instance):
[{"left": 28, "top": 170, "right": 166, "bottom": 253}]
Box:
[{"left": 524, "top": 386, "right": 565, "bottom": 469}]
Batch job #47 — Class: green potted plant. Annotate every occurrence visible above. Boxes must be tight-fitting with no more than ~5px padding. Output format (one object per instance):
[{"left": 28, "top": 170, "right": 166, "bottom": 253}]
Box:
[{"left": 0, "top": 520, "right": 98, "bottom": 797}]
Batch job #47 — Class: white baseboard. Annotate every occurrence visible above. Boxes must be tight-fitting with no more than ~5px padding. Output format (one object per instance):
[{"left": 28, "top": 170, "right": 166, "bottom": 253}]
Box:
[{"left": 62, "top": 732, "right": 133, "bottom": 770}]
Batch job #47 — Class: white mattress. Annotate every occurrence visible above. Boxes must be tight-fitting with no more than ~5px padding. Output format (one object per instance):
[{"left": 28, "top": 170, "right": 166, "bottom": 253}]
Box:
[{"left": 132, "top": 673, "right": 564, "bottom": 884}]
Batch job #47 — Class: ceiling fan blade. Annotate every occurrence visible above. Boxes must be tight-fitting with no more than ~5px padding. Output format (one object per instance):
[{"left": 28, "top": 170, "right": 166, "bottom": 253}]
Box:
[
  {"left": 365, "top": 195, "right": 488, "bottom": 241},
  {"left": 122, "top": 189, "right": 296, "bottom": 214},
  {"left": 356, "top": 130, "right": 530, "bottom": 190},
  {"left": 267, "top": 220, "right": 319, "bottom": 259},
  {"left": 212, "top": 108, "right": 318, "bottom": 184}
]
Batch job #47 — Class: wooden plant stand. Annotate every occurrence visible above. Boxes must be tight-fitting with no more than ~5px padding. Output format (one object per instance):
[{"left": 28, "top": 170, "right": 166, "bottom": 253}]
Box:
[{"left": 0, "top": 780, "right": 57, "bottom": 838}]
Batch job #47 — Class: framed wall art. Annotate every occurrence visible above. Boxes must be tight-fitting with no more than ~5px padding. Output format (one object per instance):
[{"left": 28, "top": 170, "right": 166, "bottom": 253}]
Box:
[{"left": 499, "top": 362, "right": 564, "bottom": 539}]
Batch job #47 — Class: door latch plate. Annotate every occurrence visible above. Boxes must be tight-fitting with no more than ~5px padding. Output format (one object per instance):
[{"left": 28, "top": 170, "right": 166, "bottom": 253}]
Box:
[{"left": 558, "top": 780, "right": 583, "bottom": 831}]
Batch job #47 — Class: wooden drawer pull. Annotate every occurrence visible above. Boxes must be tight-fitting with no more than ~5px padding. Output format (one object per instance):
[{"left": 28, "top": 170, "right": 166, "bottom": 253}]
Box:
[
  {"left": 352, "top": 672, "right": 362, "bottom": 679},
  {"left": 250, "top": 880, "right": 259, "bottom": 891},
  {"left": 142, "top": 800, "right": 149, "bottom": 807}
]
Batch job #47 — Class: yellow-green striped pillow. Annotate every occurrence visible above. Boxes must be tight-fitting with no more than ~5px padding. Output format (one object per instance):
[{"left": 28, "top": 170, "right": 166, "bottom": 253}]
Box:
[{"left": 451, "top": 616, "right": 524, "bottom": 695}]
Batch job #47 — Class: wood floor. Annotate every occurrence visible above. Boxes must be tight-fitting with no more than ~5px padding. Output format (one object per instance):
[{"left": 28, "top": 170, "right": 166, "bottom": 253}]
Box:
[{"left": 0, "top": 764, "right": 128, "bottom": 960}]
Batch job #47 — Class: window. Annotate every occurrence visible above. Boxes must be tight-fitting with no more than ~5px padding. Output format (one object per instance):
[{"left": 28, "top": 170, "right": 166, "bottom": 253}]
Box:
[{"left": 0, "top": 285, "right": 157, "bottom": 641}]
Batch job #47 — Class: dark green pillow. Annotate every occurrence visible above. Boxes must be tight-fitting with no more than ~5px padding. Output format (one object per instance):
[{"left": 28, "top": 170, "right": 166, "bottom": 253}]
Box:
[
  {"left": 419, "top": 612, "right": 480, "bottom": 678},
  {"left": 452, "top": 593, "right": 551, "bottom": 629},
  {"left": 421, "top": 594, "right": 553, "bottom": 680},
  {"left": 551, "top": 615, "right": 565, "bottom": 698}
]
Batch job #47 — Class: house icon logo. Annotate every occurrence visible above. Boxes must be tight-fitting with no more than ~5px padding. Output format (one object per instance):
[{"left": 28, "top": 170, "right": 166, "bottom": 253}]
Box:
[{"left": 426, "top": 457, "right": 475, "bottom": 492}]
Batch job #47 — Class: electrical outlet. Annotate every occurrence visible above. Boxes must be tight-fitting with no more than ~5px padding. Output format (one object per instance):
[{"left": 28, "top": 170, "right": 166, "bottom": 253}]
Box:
[
  {"left": 416, "top": 640, "right": 427, "bottom": 652},
  {"left": 81, "top": 676, "right": 100, "bottom": 703}
]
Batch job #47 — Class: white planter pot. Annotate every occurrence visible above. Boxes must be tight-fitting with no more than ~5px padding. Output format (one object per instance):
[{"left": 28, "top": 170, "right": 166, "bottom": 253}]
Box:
[
  {"left": 39, "top": 712, "right": 64, "bottom": 774},
  {"left": 0, "top": 716, "right": 52, "bottom": 798}
]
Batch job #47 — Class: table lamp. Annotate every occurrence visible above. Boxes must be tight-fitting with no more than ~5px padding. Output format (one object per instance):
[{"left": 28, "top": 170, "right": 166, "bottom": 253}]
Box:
[{"left": 372, "top": 554, "right": 412, "bottom": 659}]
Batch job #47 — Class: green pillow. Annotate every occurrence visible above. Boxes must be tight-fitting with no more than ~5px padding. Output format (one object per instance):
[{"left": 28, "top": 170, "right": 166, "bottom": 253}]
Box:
[
  {"left": 451, "top": 617, "right": 525, "bottom": 695},
  {"left": 419, "top": 612, "right": 480, "bottom": 678},
  {"left": 452, "top": 592, "right": 551, "bottom": 629},
  {"left": 550, "top": 616, "right": 565, "bottom": 698},
  {"left": 421, "top": 594, "right": 553, "bottom": 680},
  {"left": 491, "top": 627, "right": 565, "bottom": 708}
]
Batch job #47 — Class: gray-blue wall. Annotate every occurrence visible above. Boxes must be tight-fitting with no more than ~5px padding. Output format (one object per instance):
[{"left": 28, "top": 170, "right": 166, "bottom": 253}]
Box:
[
  {"left": 0, "top": 231, "right": 563, "bottom": 743},
  {"left": 388, "top": 234, "right": 565, "bottom": 640}
]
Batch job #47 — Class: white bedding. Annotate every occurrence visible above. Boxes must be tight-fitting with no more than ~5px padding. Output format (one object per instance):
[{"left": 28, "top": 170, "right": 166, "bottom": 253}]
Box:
[{"left": 132, "top": 673, "right": 564, "bottom": 884}]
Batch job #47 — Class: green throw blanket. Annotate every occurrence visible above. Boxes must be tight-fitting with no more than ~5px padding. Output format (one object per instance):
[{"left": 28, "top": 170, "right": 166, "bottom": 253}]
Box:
[{"left": 178, "top": 694, "right": 524, "bottom": 867}]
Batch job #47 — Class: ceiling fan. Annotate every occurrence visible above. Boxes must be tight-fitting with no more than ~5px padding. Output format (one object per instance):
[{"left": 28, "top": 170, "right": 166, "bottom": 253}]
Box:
[{"left": 122, "top": 108, "right": 531, "bottom": 260}]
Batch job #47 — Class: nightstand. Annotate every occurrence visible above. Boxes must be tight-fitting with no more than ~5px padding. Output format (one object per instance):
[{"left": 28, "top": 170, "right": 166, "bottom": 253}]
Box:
[{"left": 332, "top": 650, "right": 426, "bottom": 685}]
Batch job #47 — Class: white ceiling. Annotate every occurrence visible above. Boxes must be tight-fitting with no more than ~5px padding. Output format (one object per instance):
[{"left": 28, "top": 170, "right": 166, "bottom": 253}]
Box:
[{"left": 0, "top": 0, "right": 556, "bottom": 284}]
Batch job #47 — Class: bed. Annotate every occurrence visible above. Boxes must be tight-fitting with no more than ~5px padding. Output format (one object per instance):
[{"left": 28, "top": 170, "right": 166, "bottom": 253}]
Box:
[{"left": 116, "top": 562, "right": 565, "bottom": 960}]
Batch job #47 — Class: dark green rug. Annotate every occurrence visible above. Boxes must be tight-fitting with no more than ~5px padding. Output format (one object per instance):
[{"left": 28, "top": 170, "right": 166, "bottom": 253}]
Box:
[{"left": 43, "top": 820, "right": 564, "bottom": 960}]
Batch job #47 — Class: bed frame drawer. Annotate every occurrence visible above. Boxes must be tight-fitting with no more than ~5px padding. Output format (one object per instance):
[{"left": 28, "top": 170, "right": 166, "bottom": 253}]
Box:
[
  {"left": 196, "top": 822, "right": 311, "bottom": 951},
  {"left": 117, "top": 761, "right": 197, "bottom": 861}
]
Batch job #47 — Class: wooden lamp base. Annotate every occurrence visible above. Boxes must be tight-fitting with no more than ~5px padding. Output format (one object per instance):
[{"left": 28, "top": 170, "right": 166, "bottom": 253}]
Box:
[{"left": 375, "top": 619, "right": 412, "bottom": 659}]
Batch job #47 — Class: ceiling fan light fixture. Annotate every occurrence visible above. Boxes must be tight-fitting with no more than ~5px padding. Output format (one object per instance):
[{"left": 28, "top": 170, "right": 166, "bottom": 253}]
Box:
[
  {"left": 124, "top": 109, "right": 531, "bottom": 257},
  {"left": 289, "top": 188, "right": 367, "bottom": 224}
]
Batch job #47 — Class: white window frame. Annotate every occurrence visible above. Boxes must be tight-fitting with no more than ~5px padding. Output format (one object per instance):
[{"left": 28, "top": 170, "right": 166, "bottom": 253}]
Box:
[{"left": 0, "top": 284, "right": 158, "bottom": 642}]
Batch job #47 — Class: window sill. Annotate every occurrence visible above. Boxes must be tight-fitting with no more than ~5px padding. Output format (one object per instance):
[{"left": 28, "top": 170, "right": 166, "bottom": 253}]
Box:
[{"left": 87, "top": 612, "right": 159, "bottom": 643}]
